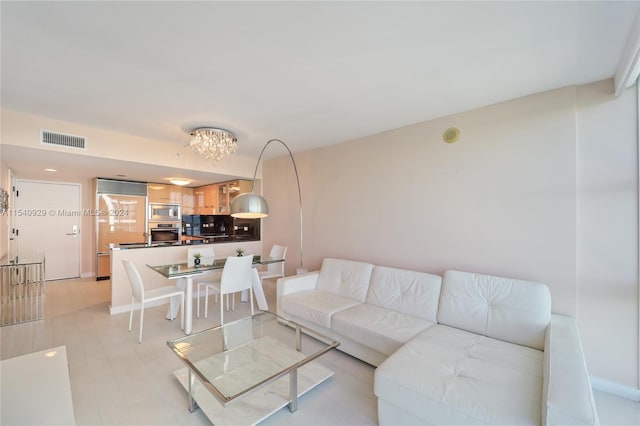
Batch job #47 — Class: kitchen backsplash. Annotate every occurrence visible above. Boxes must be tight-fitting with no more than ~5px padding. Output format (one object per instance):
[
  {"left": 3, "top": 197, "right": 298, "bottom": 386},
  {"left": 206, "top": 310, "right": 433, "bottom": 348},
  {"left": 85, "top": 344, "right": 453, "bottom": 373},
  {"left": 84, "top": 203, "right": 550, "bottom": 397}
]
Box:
[{"left": 182, "top": 215, "right": 260, "bottom": 241}]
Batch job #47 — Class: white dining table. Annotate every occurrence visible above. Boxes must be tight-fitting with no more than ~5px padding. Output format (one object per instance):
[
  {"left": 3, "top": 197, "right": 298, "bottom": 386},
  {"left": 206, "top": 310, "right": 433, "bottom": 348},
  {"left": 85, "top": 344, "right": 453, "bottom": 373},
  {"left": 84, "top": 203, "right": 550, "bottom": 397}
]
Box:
[{"left": 147, "top": 256, "right": 282, "bottom": 335}]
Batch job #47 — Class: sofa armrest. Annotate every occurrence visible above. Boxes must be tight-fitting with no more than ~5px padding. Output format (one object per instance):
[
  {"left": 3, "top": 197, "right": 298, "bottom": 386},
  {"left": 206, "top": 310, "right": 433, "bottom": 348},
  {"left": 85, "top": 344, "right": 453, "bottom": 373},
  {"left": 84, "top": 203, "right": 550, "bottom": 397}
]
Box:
[
  {"left": 276, "top": 271, "right": 320, "bottom": 317},
  {"left": 543, "top": 314, "right": 599, "bottom": 425}
]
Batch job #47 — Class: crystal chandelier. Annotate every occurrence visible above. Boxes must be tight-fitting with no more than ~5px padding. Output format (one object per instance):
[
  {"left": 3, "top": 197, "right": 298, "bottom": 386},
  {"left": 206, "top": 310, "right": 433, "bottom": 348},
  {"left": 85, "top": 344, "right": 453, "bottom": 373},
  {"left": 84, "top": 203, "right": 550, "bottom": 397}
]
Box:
[{"left": 189, "top": 128, "right": 238, "bottom": 164}]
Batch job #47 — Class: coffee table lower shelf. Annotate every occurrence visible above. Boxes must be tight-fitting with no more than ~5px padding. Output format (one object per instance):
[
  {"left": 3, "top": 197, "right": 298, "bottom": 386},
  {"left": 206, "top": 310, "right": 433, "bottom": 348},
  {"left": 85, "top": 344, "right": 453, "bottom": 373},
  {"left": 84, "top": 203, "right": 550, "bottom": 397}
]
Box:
[{"left": 174, "top": 362, "right": 334, "bottom": 426}]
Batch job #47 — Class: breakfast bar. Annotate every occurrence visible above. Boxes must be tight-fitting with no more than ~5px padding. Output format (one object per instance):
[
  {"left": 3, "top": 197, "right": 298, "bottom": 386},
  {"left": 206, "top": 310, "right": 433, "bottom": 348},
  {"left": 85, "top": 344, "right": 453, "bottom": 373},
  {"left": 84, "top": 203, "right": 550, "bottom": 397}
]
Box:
[{"left": 109, "top": 240, "right": 263, "bottom": 316}]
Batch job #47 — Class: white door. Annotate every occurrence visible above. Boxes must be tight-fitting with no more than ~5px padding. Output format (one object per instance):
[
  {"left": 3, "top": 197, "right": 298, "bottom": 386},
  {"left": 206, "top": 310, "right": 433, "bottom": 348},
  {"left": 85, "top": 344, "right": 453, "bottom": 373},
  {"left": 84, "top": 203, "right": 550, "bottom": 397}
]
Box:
[
  {"left": 6, "top": 170, "right": 16, "bottom": 258},
  {"left": 14, "top": 180, "right": 81, "bottom": 280}
]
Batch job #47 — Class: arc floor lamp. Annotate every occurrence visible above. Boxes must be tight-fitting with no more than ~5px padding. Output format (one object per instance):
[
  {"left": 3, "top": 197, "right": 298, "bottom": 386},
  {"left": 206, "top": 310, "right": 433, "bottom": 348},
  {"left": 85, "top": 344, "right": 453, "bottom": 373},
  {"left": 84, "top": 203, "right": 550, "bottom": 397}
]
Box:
[{"left": 230, "top": 139, "right": 305, "bottom": 273}]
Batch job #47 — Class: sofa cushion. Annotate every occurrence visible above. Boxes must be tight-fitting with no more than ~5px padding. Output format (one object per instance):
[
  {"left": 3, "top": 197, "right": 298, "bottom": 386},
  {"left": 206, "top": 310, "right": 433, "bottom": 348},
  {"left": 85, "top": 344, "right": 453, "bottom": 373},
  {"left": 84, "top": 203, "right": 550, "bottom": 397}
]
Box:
[
  {"left": 366, "top": 266, "right": 442, "bottom": 322},
  {"left": 332, "top": 304, "right": 434, "bottom": 356},
  {"left": 316, "top": 258, "right": 374, "bottom": 302},
  {"left": 438, "top": 270, "right": 551, "bottom": 350},
  {"left": 375, "top": 324, "right": 544, "bottom": 425},
  {"left": 279, "top": 290, "right": 361, "bottom": 329}
]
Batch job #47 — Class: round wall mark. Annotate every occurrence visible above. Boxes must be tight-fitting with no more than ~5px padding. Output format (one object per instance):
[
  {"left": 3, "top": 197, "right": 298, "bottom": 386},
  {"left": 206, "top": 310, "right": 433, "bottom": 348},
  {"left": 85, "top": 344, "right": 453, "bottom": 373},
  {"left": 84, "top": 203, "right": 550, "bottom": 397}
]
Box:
[{"left": 442, "top": 127, "right": 460, "bottom": 143}]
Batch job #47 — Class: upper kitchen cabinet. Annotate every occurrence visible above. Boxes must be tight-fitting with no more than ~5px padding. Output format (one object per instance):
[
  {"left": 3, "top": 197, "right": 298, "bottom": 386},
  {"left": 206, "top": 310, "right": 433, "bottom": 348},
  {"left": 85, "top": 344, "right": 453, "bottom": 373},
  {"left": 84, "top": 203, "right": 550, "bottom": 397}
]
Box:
[
  {"left": 219, "top": 180, "right": 252, "bottom": 214},
  {"left": 148, "top": 184, "right": 182, "bottom": 204},
  {"left": 193, "top": 184, "right": 218, "bottom": 215},
  {"left": 181, "top": 187, "right": 194, "bottom": 215},
  {"left": 193, "top": 180, "right": 252, "bottom": 215}
]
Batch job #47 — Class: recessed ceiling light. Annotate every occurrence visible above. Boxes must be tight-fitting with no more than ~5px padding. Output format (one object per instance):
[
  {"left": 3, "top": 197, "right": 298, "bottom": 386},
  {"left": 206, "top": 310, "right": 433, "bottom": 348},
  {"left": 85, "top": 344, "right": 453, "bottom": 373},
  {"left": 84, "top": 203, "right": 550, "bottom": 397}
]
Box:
[
  {"left": 44, "top": 168, "right": 57, "bottom": 172},
  {"left": 169, "top": 178, "right": 191, "bottom": 186}
]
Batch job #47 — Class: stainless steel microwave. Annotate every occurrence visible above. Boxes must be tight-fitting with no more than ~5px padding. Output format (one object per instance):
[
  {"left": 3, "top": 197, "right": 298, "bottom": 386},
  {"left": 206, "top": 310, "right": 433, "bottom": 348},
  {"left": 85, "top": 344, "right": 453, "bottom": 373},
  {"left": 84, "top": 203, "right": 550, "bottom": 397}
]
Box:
[{"left": 148, "top": 203, "right": 180, "bottom": 222}]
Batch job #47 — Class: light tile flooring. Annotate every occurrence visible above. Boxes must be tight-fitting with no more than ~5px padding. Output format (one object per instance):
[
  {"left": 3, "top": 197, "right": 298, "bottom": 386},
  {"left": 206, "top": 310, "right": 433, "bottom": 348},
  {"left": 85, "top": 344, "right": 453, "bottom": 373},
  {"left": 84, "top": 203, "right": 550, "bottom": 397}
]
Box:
[{"left": 1, "top": 277, "right": 639, "bottom": 425}]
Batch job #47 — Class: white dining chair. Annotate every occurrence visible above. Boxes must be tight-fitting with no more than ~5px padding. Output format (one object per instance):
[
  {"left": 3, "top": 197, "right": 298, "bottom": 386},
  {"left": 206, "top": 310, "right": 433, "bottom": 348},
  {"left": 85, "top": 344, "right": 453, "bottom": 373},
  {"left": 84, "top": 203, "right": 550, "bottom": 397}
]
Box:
[
  {"left": 191, "top": 247, "right": 222, "bottom": 318},
  {"left": 203, "top": 255, "right": 254, "bottom": 324},
  {"left": 122, "top": 259, "right": 184, "bottom": 343},
  {"left": 258, "top": 244, "right": 288, "bottom": 284}
]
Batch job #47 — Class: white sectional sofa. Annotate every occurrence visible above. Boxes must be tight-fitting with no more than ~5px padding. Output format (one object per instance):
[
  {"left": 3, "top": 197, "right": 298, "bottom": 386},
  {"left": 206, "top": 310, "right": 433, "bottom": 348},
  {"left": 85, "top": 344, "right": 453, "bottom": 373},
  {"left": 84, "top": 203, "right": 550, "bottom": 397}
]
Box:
[{"left": 276, "top": 258, "right": 599, "bottom": 425}]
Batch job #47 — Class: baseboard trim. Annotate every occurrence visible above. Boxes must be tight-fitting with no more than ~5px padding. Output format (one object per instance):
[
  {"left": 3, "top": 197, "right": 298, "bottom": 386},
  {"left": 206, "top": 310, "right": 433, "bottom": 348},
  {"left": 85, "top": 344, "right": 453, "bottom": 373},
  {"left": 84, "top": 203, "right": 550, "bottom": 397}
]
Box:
[
  {"left": 80, "top": 272, "right": 94, "bottom": 278},
  {"left": 109, "top": 298, "right": 169, "bottom": 315},
  {"left": 591, "top": 376, "right": 640, "bottom": 402}
]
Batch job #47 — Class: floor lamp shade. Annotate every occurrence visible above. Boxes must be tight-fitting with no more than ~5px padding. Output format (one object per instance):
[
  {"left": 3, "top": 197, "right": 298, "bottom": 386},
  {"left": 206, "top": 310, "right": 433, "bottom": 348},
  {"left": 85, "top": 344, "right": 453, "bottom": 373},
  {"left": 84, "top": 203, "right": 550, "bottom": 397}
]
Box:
[{"left": 230, "top": 193, "right": 269, "bottom": 218}]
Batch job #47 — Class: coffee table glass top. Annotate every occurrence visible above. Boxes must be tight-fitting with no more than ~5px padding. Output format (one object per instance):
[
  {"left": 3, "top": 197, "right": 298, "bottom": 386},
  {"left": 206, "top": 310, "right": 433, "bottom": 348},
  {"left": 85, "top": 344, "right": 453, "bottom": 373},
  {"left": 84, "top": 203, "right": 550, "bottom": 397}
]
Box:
[{"left": 166, "top": 312, "right": 339, "bottom": 405}]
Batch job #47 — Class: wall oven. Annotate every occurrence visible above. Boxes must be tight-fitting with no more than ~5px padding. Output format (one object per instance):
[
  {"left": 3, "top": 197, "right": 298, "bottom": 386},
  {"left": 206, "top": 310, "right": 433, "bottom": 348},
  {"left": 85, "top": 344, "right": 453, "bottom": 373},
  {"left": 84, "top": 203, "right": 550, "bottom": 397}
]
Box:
[
  {"left": 149, "top": 222, "right": 180, "bottom": 244},
  {"left": 149, "top": 203, "right": 181, "bottom": 222}
]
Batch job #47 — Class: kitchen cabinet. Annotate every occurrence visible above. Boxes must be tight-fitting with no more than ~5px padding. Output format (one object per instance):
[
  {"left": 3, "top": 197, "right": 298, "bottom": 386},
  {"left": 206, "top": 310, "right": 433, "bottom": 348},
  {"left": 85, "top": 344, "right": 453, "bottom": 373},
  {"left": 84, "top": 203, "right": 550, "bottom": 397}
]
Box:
[
  {"left": 97, "top": 253, "right": 111, "bottom": 279},
  {"left": 181, "top": 187, "right": 194, "bottom": 215},
  {"left": 217, "top": 180, "right": 252, "bottom": 215},
  {"left": 192, "top": 180, "right": 252, "bottom": 215},
  {"left": 217, "top": 184, "right": 229, "bottom": 214},
  {"left": 148, "top": 184, "right": 182, "bottom": 203},
  {"left": 193, "top": 184, "right": 218, "bottom": 215},
  {"left": 193, "top": 187, "right": 204, "bottom": 214}
]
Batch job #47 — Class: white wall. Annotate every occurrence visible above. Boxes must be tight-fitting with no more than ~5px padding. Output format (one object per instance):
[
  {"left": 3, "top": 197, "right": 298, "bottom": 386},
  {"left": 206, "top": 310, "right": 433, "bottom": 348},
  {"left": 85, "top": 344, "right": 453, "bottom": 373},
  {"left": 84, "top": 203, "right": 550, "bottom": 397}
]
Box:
[
  {"left": 576, "top": 80, "right": 638, "bottom": 388},
  {"left": 262, "top": 80, "right": 639, "bottom": 390}
]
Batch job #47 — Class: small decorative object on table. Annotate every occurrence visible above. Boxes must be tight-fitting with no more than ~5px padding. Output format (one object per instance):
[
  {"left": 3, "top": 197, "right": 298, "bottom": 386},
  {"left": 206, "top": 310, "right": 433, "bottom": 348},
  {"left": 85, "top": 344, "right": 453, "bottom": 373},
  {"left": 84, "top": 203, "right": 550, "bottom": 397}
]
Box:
[
  {"left": 236, "top": 248, "right": 244, "bottom": 257},
  {"left": 193, "top": 252, "right": 202, "bottom": 267}
]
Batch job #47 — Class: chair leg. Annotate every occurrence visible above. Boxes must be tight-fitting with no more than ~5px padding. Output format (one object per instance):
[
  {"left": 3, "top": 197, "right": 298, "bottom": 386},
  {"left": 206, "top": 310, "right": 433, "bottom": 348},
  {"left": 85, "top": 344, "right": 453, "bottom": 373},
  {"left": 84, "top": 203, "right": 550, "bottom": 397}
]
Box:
[
  {"left": 250, "top": 288, "right": 254, "bottom": 316},
  {"left": 128, "top": 297, "right": 134, "bottom": 331},
  {"left": 138, "top": 303, "right": 145, "bottom": 344},
  {"left": 197, "top": 284, "right": 201, "bottom": 319},
  {"left": 180, "top": 294, "right": 185, "bottom": 331},
  {"left": 220, "top": 293, "right": 224, "bottom": 326},
  {"left": 204, "top": 287, "right": 209, "bottom": 319}
]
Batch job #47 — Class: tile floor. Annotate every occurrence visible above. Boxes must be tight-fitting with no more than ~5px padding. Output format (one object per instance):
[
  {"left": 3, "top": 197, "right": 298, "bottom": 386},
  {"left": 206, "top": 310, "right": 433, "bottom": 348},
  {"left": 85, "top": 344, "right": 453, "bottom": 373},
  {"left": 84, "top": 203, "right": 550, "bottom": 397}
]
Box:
[{"left": 1, "top": 277, "right": 639, "bottom": 425}]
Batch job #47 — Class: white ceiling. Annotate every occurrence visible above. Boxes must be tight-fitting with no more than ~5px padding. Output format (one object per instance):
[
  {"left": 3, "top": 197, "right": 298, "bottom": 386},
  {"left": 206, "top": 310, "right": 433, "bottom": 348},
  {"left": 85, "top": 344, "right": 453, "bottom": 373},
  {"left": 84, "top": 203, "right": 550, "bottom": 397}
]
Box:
[{"left": 1, "top": 1, "right": 639, "bottom": 183}]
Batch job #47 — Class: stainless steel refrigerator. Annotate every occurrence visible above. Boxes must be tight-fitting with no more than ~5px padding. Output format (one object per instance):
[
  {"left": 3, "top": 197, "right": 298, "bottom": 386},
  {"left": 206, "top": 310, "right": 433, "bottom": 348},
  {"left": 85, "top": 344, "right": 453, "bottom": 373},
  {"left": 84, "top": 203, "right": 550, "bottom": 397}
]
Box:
[{"left": 94, "top": 179, "right": 148, "bottom": 280}]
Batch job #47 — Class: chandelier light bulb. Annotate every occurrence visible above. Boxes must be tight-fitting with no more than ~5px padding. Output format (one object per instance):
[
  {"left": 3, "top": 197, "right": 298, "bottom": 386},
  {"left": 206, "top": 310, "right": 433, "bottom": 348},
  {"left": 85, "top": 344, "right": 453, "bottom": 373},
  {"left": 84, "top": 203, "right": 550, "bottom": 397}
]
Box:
[{"left": 189, "top": 128, "right": 238, "bottom": 164}]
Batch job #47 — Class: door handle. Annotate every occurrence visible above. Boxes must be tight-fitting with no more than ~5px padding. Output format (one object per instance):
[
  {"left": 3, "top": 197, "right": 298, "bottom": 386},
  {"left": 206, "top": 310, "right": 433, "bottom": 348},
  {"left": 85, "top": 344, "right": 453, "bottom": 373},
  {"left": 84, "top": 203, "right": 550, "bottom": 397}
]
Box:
[{"left": 66, "top": 225, "right": 79, "bottom": 238}]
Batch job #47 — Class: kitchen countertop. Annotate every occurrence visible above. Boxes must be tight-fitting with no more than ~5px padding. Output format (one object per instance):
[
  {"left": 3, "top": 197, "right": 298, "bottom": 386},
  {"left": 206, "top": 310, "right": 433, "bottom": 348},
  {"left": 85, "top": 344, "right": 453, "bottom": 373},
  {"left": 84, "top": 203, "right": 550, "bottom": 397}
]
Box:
[{"left": 113, "top": 235, "right": 256, "bottom": 250}]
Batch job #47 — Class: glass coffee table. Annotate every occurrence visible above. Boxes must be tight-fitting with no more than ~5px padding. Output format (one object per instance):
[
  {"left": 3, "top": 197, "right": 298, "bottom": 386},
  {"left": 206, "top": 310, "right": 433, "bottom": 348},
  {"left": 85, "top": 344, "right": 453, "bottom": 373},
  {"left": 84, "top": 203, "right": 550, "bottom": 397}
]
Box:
[{"left": 167, "top": 312, "right": 339, "bottom": 425}]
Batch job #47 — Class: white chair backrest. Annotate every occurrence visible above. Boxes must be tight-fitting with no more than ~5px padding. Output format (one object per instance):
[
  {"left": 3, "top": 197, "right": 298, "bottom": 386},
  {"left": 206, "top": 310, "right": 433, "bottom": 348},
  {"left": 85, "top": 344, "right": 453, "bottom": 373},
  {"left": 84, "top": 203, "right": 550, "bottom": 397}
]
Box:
[
  {"left": 267, "top": 245, "right": 287, "bottom": 275},
  {"left": 188, "top": 247, "right": 215, "bottom": 266},
  {"left": 220, "top": 255, "right": 254, "bottom": 294},
  {"left": 122, "top": 259, "right": 144, "bottom": 301}
]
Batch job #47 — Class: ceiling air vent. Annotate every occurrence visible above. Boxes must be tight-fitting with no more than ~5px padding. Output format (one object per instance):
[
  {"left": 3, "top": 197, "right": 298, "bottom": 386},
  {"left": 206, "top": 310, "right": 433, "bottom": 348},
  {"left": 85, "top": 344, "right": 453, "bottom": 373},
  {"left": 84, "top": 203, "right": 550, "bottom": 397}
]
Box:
[{"left": 40, "top": 130, "right": 86, "bottom": 149}]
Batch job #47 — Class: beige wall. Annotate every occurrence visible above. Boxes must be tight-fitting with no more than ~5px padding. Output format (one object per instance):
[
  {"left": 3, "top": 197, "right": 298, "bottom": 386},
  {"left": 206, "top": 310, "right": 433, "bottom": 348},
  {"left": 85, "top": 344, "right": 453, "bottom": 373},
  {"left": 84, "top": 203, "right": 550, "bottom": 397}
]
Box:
[{"left": 262, "top": 80, "right": 639, "bottom": 390}]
